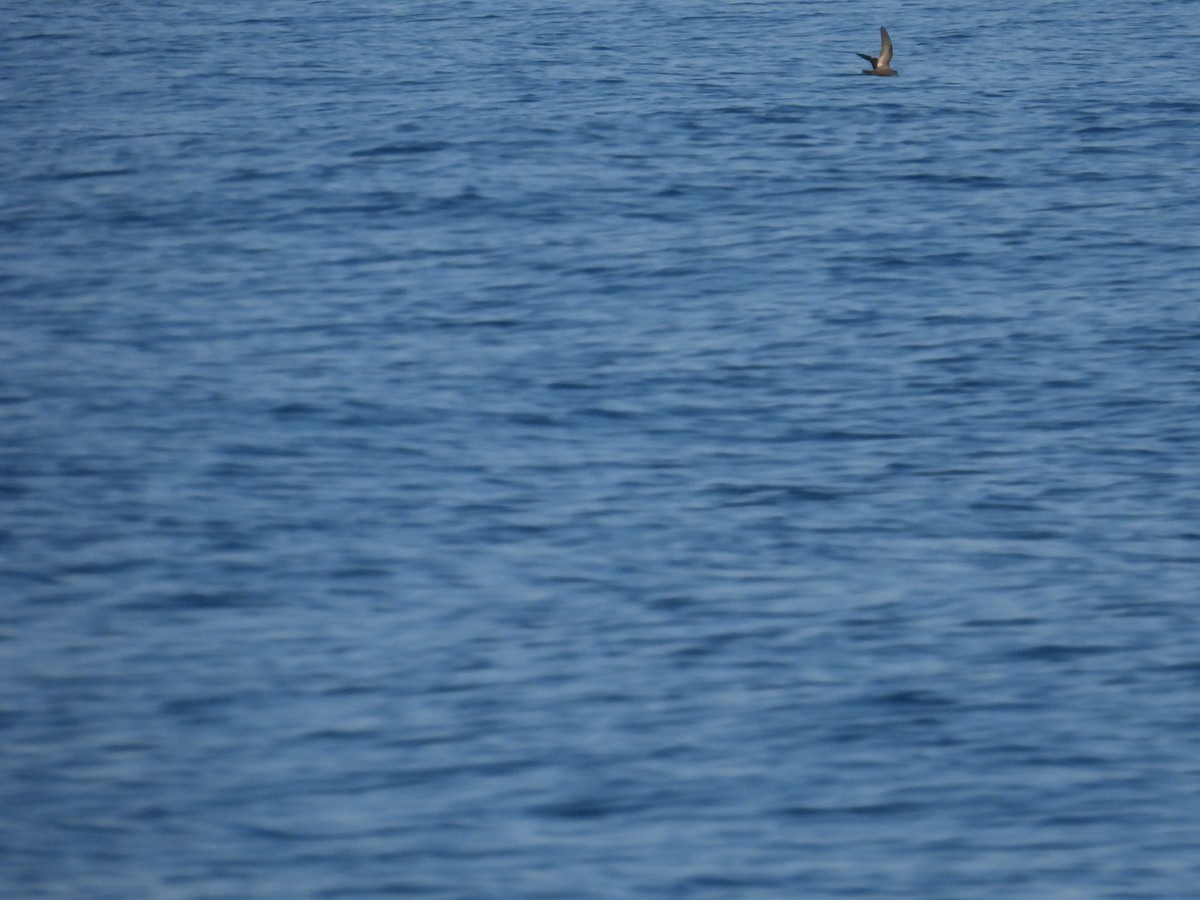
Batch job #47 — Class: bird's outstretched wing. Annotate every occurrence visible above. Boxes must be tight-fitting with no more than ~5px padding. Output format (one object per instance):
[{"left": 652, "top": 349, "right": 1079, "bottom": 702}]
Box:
[
  {"left": 878, "top": 27, "right": 893, "bottom": 68},
  {"left": 857, "top": 52, "right": 878, "bottom": 66}
]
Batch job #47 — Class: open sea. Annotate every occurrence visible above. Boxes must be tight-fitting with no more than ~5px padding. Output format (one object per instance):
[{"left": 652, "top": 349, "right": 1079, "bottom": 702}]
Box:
[{"left": 3, "top": 2, "right": 1200, "bottom": 897}]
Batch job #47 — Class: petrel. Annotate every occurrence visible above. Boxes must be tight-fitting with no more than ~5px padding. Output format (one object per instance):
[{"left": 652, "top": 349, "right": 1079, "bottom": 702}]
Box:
[{"left": 858, "top": 26, "right": 897, "bottom": 76}]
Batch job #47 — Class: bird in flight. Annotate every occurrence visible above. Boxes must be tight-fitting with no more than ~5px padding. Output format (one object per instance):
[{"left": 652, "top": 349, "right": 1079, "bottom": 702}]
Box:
[{"left": 858, "top": 26, "right": 897, "bottom": 76}]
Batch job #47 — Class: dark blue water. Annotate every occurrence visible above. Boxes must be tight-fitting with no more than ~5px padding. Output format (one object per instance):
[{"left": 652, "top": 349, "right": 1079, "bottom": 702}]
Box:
[{"left": 4, "top": 2, "right": 1200, "bottom": 896}]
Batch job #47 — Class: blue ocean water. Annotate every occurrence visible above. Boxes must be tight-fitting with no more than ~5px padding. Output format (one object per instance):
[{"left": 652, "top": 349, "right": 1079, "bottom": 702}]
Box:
[{"left": 3, "top": 1, "right": 1200, "bottom": 896}]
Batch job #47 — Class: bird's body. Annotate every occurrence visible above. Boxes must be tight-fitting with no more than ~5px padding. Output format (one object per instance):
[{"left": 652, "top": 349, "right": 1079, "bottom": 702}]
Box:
[{"left": 858, "top": 26, "right": 897, "bottom": 76}]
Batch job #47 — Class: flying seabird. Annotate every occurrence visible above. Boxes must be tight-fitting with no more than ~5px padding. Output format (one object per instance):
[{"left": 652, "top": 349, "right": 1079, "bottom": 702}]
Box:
[{"left": 858, "top": 26, "right": 898, "bottom": 76}]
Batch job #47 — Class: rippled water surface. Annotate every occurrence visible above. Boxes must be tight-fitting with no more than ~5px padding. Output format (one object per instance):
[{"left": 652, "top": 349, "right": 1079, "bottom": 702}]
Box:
[{"left": 3, "top": 2, "right": 1200, "bottom": 897}]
